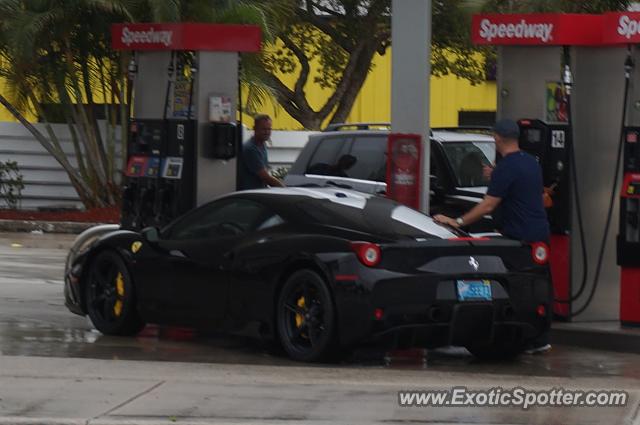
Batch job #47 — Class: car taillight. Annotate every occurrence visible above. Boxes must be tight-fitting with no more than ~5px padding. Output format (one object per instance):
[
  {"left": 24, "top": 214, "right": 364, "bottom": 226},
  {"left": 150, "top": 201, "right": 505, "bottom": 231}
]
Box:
[
  {"left": 531, "top": 242, "right": 549, "bottom": 265},
  {"left": 350, "top": 241, "right": 381, "bottom": 267},
  {"left": 537, "top": 304, "right": 547, "bottom": 317}
]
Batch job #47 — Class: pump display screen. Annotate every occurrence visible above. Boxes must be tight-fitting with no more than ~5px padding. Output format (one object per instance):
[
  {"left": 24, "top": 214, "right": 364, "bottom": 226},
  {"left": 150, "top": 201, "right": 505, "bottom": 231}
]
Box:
[
  {"left": 162, "top": 157, "right": 184, "bottom": 179},
  {"left": 525, "top": 128, "right": 542, "bottom": 143}
]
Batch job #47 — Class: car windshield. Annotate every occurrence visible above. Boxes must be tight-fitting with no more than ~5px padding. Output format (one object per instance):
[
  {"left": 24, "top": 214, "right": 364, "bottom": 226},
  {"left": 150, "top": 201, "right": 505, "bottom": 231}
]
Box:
[
  {"left": 295, "top": 195, "right": 456, "bottom": 239},
  {"left": 441, "top": 141, "right": 495, "bottom": 187}
]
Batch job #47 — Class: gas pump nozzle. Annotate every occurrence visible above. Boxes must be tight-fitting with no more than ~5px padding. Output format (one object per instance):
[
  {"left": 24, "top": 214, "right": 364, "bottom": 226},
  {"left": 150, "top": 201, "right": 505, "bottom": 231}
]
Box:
[
  {"left": 624, "top": 46, "right": 634, "bottom": 79},
  {"left": 562, "top": 64, "right": 572, "bottom": 96}
]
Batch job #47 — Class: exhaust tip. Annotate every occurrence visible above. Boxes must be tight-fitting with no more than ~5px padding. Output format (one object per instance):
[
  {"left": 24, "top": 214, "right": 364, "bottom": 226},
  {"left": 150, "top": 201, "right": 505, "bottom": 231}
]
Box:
[{"left": 428, "top": 306, "right": 442, "bottom": 322}]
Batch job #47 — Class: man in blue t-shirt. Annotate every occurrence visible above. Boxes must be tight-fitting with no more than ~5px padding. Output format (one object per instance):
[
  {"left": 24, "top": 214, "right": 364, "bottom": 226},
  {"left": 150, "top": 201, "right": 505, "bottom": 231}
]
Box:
[
  {"left": 434, "top": 119, "right": 552, "bottom": 354},
  {"left": 239, "top": 114, "right": 285, "bottom": 190},
  {"left": 434, "top": 118, "right": 550, "bottom": 243}
]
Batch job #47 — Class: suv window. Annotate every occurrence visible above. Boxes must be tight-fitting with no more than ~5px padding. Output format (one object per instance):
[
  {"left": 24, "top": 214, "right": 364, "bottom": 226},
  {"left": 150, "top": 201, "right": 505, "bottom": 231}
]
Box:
[
  {"left": 306, "top": 136, "right": 351, "bottom": 175},
  {"left": 306, "top": 135, "right": 387, "bottom": 182},
  {"left": 346, "top": 136, "right": 387, "bottom": 181},
  {"left": 441, "top": 141, "right": 495, "bottom": 187}
]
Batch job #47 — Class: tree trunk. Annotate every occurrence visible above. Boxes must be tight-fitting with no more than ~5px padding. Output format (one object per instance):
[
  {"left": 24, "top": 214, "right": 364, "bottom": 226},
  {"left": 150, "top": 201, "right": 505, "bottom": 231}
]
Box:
[
  {"left": 329, "top": 41, "right": 379, "bottom": 124},
  {"left": 268, "top": 36, "right": 383, "bottom": 130}
]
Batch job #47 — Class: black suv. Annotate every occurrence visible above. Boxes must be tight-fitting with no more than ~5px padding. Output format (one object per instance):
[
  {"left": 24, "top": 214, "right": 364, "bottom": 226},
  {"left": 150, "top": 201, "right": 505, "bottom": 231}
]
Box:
[{"left": 284, "top": 123, "right": 496, "bottom": 232}]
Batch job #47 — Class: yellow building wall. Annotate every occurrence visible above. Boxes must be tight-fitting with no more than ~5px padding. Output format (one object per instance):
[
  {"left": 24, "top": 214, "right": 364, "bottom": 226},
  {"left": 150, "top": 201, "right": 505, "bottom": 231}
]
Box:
[
  {"left": 0, "top": 104, "right": 13, "bottom": 121},
  {"left": 0, "top": 50, "right": 497, "bottom": 127},
  {"left": 245, "top": 48, "right": 497, "bottom": 130},
  {"left": 0, "top": 81, "right": 36, "bottom": 121}
]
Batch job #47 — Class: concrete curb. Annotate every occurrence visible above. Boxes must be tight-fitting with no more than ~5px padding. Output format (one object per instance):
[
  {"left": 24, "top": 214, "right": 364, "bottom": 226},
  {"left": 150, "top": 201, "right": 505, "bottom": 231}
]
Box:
[
  {"left": 0, "top": 219, "right": 108, "bottom": 234},
  {"left": 0, "top": 418, "right": 315, "bottom": 425},
  {"left": 551, "top": 323, "right": 640, "bottom": 354}
]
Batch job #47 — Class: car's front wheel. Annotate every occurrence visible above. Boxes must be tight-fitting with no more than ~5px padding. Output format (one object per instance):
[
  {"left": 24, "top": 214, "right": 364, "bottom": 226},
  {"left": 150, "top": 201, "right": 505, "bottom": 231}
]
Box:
[
  {"left": 84, "top": 250, "right": 145, "bottom": 336},
  {"left": 276, "top": 269, "right": 336, "bottom": 362}
]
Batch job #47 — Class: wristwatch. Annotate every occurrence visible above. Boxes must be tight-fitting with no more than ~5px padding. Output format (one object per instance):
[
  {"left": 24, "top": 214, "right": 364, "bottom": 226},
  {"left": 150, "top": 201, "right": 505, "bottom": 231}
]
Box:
[{"left": 455, "top": 217, "right": 464, "bottom": 226}]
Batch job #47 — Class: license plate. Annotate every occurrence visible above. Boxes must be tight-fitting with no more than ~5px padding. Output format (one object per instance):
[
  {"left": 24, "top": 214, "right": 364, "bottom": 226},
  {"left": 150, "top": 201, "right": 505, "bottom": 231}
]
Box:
[{"left": 456, "top": 279, "right": 492, "bottom": 301}]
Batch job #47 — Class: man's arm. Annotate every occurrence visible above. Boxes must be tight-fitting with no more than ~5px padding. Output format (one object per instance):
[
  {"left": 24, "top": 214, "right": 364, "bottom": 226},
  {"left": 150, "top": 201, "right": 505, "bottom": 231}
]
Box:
[
  {"left": 257, "top": 168, "right": 285, "bottom": 187},
  {"left": 433, "top": 195, "right": 501, "bottom": 228}
]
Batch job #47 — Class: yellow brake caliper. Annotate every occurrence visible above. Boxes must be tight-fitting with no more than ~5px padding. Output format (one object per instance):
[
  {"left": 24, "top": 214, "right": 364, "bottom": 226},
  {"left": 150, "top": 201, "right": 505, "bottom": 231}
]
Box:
[
  {"left": 295, "top": 296, "right": 306, "bottom": 328},
  {"left": 113, "top": 272, "right": 124, "bottom": 317}
]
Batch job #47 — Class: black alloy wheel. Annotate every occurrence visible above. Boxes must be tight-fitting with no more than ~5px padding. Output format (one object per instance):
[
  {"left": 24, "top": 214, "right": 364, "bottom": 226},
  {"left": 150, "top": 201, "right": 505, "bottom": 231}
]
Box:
[
  {"left": 277, "top": 269, "right": 336, "bottom": 362},
  {"left": 85, "top": 250, "right": 144, "bottom": 336}
]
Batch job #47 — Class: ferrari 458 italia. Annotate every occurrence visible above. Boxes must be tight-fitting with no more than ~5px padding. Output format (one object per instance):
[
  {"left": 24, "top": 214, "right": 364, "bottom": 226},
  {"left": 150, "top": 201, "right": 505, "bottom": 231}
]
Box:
[{"left": 65, "top": 188, "right": 552, "bottom": 362}]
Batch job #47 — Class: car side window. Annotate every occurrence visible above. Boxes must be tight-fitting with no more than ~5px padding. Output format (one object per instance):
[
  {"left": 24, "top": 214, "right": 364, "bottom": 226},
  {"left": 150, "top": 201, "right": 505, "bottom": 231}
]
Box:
[
  {"left": 430, "top": 144, "right": 448, "bottom": 184},
  {"left": 306, "top": 136, "right": 351, "bottom": 175},
  {"left": 441, "top": 142, "right": 494, "bottom": 187},
  {"left": 256, "top": 214, "right": 284, "bottom": 231},
  {"left": 344, "top": 135, "right": 387, "bottom": 181},
  {"left": 166, "top": 199, "right": 280, "bottom": 240}
]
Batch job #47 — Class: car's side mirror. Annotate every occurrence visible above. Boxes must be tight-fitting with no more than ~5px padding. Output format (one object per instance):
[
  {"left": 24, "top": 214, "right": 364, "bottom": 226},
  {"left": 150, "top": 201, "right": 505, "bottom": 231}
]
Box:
[
  {"left": 430, "top": 175, "right": 446, "bottom": 191},
  {"left": 141, "top": 226, "right": 160, "bottom": 243},
  {"left": 430, "top": 175, "right": 446, "bottom": 203}
]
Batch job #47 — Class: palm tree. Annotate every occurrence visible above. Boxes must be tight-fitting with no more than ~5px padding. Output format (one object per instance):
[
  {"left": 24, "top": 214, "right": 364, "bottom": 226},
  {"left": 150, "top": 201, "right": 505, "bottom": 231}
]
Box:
[{"left": 0, "top": 0, "right": 285, "bottom": 209}]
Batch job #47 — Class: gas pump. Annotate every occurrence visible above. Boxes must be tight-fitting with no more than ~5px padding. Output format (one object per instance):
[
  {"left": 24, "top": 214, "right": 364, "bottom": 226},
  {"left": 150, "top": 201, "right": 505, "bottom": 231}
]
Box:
[
  {"left": 121, "top": 53, "right": 200, "bottom": 231},
  {"left": 157, "top": 119, "right": 197, "bottom": 224},
  {"left": 518, "top": 119, "right": 573, "bottom": 318},
  {"left": 121, "top": 119, "right": 166, "bottom": 230},
  {"left": 617, "top": 127, "right": 640, "bottom": 326}
]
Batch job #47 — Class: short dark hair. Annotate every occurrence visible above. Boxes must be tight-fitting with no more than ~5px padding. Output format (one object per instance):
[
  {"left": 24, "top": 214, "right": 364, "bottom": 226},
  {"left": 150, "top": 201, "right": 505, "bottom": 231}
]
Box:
[
  {"left": 492, "top": 118, "right": 520, "bottom": 139},
  {"left": 254, "top": 114, "right": 272, "bottom": 127}
]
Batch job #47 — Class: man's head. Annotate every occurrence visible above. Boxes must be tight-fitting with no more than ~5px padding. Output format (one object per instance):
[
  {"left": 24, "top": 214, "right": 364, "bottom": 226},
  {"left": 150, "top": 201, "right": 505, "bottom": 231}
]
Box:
[
  {"left": 492, "top": 118, "right": 520, "bottom": 154},
  {"left": 336, "top": 154, "right": 357, "bottom": 170},
  {"left": 253, "top": 114, "right": 272, "bottom": 144}
]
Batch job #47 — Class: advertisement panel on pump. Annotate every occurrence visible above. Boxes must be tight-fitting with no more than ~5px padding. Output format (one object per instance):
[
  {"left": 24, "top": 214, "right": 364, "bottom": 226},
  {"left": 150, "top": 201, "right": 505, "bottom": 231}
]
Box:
[{"left": 386, "top": 134, "right": 422, "bottom": 211}]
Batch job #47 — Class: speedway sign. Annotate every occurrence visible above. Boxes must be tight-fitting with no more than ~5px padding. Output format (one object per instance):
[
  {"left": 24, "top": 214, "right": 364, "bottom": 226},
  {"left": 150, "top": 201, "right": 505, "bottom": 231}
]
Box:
[
  {"left": 603, "top": 12, "right": 640, "bottom": 44},
  {"left": 112, "top": 23, "right": 261, "bottom": 52},
  {"left": 472, "top": 14, "right": 603, "bottom": 46}
]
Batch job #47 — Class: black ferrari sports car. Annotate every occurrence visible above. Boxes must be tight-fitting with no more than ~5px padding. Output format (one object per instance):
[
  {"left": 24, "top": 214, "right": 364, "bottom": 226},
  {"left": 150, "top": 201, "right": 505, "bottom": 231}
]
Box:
[{"left": 65, "top": 187, "right": 552, "bottom": 362}]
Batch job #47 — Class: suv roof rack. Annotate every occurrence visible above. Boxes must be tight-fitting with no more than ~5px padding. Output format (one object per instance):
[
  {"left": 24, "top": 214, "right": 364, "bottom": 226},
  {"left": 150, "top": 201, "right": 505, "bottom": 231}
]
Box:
[
  {"left": 431, "top": 126, "right": 493, "bottom": 134},
  {"left": 324, "top": 122, "right": 391, "bottom": 132}
]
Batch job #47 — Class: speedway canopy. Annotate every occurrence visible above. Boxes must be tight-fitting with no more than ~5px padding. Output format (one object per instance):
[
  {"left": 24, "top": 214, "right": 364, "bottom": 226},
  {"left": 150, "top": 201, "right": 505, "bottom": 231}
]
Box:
[{"left": 472, "top": 12, "right": 640, "bottom": 46}]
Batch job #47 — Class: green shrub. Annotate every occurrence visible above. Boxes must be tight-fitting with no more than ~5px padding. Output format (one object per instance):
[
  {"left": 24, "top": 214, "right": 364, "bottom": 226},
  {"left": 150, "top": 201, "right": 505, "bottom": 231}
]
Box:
[
  {"left": 271, "top": 166, "right": 289, "bottom": 180},
  {"left": 0, "top": 160, "right": 24, "bottom": 209}
]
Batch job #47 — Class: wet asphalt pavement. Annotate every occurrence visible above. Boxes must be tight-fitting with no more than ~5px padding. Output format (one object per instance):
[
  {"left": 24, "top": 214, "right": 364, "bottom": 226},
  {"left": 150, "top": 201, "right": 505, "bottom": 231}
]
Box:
[
  {"left": 1, "top": 231, "right": 639, "bottom": 377},
  {"left": 1, "top": 232, "right": 640, "bottom": 424}
]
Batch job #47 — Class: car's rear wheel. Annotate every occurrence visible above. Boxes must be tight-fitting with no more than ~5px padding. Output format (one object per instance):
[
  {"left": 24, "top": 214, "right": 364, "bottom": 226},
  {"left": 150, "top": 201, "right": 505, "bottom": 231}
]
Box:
[
  {"left": 85, "top": 250, "right": 145, "bottom": 336},
  {"left": 276, "top": 269, "right": 336, "bottom": 362}
]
